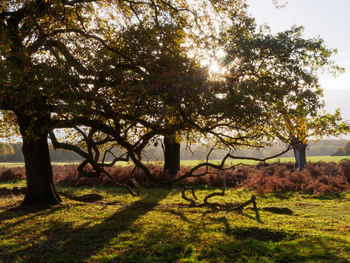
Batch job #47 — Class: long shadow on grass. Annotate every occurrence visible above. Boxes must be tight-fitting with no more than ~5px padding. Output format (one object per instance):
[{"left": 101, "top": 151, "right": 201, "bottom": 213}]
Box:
[
  {"left": 2, "top": 187, "right": 171, "bottom": 263},
  {"left": 0, "top": 203, "right": 73, "bottom": 224},
  {"left": 196, "top": 217, "right": 349, "bottom": 262},
  {"left": 201, "top": 207, "right": 263, "bottom": 224},
  {"left": 101, "top": 213, "right": 350, "bottom": 262},
  {"left": 210, "top": 216, "right": 296, "bottom": 242},
  {"left": 210, "top": 231, "right": 350, "bottom": 262}
]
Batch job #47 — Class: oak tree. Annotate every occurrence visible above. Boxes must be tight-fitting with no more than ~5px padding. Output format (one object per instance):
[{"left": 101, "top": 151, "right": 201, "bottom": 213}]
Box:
[{"left": 0, "top": 0, "right": 245, "bottom": 204}]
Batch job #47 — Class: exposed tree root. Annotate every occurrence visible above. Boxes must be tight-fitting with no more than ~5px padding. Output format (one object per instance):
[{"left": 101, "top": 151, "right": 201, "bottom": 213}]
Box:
[
  {"left": 181, "top": 186, "right": 198, "bottom": 206},
  {"left": 181, "top": 186, "right": 257, "bottom": 211}
]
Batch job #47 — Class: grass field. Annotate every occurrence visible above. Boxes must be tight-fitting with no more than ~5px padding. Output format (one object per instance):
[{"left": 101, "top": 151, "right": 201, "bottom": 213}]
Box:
[
  {"left": 1, "top": 155, "right": 350, "bottom": 169},
  {"left": 1, "top": 182, "right": 350, "bottom": 262},
  {"left": 181, "top": 155, "right": 350, "bottom": 167}
]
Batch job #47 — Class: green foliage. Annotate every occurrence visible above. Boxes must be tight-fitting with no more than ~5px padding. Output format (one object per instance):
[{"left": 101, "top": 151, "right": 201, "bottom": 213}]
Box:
[
  {"left": 0, "top": 142, "right": 15, "bottom": 161},
  {"left": 221, "top": 24, "right": 349, "bottom": 148},
  {"left": 2, "top": 0, "right": 345, "bottom": 149},
  {"left": 332, "top": 142, "right": 350, "bottom": 156},
  {"left": 1, "top": 0, "right": 349, "bottom": 201},
  {"left": 0, "top": 0, "right": 254, "bottom": 198},
  {"left": 0, "top": 110, "right": 19, "bottom": 140},
  {"left": 1, "top": 185, "right": 350, "bottom": 262}
]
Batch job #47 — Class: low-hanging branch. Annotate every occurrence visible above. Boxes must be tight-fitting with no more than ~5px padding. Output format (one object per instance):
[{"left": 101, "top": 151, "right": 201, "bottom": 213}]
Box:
[
  {"left": 50, "top": 131, "right": 140, "bottom": 196},
  {"left": 169, "top": 144, "right": 293, "bottom": 185}
]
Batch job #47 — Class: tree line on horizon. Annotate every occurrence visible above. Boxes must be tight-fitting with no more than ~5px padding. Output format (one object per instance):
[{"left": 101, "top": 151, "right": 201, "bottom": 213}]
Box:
[{"left": 1, "top": 140, "right": 349, "bottom": 163}]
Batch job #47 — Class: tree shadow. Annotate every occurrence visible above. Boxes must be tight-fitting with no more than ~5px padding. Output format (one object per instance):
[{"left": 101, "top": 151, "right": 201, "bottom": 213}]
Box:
[
  {"left": 190, "top": 217, "right": 349, "bottom": 262},
  {"left": 164, "top": 209, "right": 193, "bottom": 224},
  {"left": 59, "top": 185, "right": 136, "bottom": 197},
  {"left": 2, "top": 189, "right": 170, "bottom": 263},
  {"left": 0, "top": 203, "right": 69, "bottom": 224},
  {"left": 206, "top": 216, "right": 296, "bottom": 242},
  {"left": 209, "top": 216, "right": 233, "bottom": 235},
  {"left": 2, "top": 187, "right": 350, "bottom": 262},
  {"left": 200, "top": 205, "right": 263, "bottom": 224},
  {"left": 112, "top": 215, "right": 350, "bottom": 263},
  {"left": 262, "top": 206, "right": 293, "bottom": 215},
  {"left": 229, "top": 226, "right": 298, "bottom": 242}
]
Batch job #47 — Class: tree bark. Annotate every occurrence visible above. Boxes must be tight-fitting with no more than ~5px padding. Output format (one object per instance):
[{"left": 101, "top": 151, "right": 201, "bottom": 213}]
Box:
[
  {"left": 163, "top": 135, "right": 180, "bottom": 178},
  {"left": 293, "top": 142, "right": 307, "bottom": 170},
  {"left": 17, "top": 112, "right": 61, "bottom": 206}
]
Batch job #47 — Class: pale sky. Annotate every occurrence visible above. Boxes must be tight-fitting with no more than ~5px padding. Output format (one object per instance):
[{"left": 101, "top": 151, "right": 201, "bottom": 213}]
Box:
[{"left": 247, "top": 0, "right": 350, "bottom": 121}]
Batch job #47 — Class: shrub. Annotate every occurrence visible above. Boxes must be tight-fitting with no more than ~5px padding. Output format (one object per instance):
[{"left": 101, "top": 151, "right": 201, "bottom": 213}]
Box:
[{"left": 0, "top": 168, "right": 25, "bottom": 181}]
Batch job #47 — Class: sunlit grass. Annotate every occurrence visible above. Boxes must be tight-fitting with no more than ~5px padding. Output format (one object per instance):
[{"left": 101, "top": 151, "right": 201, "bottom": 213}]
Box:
[
  {"left": 181, "top": 155, "right": 350, "bottom": 167},
  {"left": 1, "top": 156, "right": 350, "bottom": 169},
  {"left": 1, "top": 182, "right": 350, "bottom": 262}
]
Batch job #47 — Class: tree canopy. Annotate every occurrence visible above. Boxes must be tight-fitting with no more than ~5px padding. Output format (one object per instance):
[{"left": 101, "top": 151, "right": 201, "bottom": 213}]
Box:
[
  {"left": 0, "top": 0, "right": 252, "bottom": 204},
  {"left": 1, "top": 0, "right": 348, "bottom": 204},
  {"left": 50, "top": 5, "right": 348, "bottom": 182}
]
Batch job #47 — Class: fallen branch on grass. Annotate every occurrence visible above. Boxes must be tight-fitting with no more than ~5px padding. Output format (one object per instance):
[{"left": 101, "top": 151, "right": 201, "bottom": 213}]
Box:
[{"left": 181, "top": 186, "right": 257, "bottom": 211}]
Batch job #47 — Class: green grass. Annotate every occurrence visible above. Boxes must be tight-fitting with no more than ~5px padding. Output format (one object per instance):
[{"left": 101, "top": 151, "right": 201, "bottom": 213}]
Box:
[
  {"left": 181, "top": 156, "right": 350, "bottom": 167},
  {"left": 1, "top": 182, "right": 350, "bottom": 262},
  {"left": 1, "top": 156, "right": 350, "bottom": 169}
]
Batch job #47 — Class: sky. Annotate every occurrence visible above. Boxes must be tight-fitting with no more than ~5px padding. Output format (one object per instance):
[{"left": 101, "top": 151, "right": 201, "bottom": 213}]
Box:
[{"left": 247, "top": 0, "right": 350, "bottom": 121}]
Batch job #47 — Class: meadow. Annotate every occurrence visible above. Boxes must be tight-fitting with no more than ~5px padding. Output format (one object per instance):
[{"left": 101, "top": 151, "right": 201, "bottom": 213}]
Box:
[
  {"left": 1, "top": 155, "right": 350, "bottom": 169},
  {"left": 0, "top": 182, "right": 350, "bottom": 263},
  {"left": 1, "top": 159, "right": 350, "bottom": 262},
  {"left": 181, "top": 156, "right": 350, "bottom": 167}
]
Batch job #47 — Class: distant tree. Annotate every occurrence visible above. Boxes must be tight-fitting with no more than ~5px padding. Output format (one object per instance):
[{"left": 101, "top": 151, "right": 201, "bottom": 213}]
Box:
[
  {"left": 332, "top": 147, "right": 345, "bottom": 156},
  {"left": 0, "top": 143, "right": 15, "bottom": 161},
  {"left": 332, "top": 141, "right": 350, "bottom": 156},
  {"left": 344, "top": 142, "right": 350, "bottom": 155},
  {"left": 221, "top": 25, "right": 349, "bottom": 169},
  {"left": 271, "top": 109, "right": 349, "bottom": 169}
]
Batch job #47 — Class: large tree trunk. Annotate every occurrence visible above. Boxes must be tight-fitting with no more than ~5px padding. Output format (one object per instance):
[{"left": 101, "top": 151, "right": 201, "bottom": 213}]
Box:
[
  {"left": 163, "top": 135, "right": 180, "bottom": 179},
  {"left": 17, "top": 112, "right": 61, "bottom": 206},
  {"left": 293, "top": 142, "right": 307, "bottom": 170}
]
